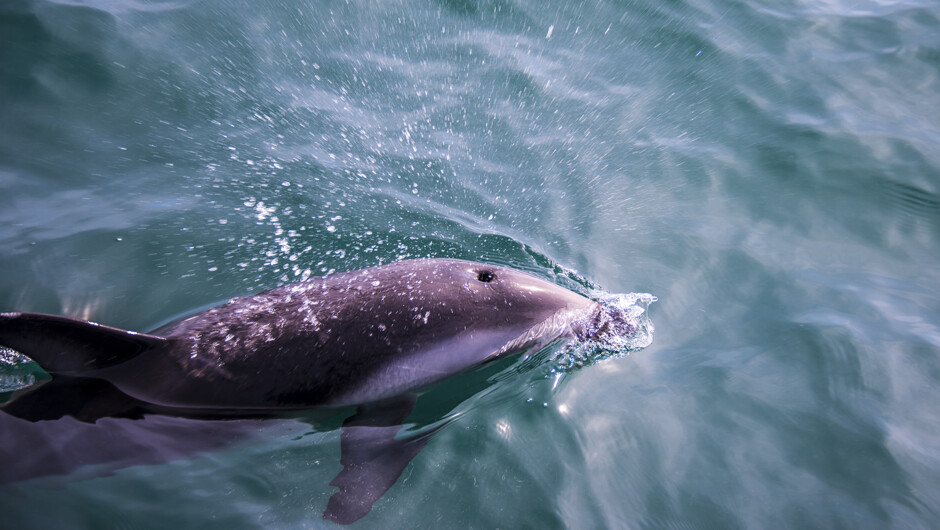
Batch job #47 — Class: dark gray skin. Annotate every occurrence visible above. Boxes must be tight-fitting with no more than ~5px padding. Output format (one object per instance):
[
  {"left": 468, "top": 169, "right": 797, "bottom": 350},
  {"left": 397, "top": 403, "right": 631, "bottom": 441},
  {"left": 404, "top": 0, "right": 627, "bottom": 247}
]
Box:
[{"left": 0, "top": 258, "right": 606, "bottom": 524}]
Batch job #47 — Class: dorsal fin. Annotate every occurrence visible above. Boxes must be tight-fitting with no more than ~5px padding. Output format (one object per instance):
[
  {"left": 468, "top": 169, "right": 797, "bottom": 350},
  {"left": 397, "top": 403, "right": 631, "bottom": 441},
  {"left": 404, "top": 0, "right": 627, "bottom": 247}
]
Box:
[{"left": 0, "top": 312, "right": 167, "bottom": 375}]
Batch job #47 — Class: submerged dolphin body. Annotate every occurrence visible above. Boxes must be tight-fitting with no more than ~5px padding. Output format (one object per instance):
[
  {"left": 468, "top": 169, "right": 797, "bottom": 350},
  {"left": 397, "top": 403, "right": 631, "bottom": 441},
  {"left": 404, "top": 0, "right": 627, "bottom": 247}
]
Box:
[{"left": 0, "top": 259, "right": 617, "bottom": 523}]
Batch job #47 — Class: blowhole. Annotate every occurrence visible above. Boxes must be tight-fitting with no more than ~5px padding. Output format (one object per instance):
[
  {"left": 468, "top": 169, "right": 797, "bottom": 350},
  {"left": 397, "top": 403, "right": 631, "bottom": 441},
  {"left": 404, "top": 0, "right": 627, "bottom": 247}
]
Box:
[{"left": 477, "top": 270, "right": 496, "bottom": 283}]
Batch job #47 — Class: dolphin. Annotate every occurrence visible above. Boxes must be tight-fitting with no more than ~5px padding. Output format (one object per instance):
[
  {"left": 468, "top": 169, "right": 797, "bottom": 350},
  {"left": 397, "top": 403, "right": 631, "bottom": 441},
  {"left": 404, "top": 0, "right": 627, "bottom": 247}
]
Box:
[{"left": 0, "top": 258, "right": 622, "bottom": 524}]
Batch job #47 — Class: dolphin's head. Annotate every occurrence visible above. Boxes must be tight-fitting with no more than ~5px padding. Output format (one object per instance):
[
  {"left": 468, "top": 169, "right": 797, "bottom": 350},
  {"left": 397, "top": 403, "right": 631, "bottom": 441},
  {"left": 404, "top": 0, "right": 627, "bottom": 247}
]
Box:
[
  {"left": 443, "top": 259, "right": 595, "bottom": 314},
  {"left": 420, "top": 260, "right": 644, "bottom": 353},
  {"left": 370, "top": 259, "right": 600, "bottom": 365},
  {"left": 402, "top": 259, "right": 596, "bottom": 324}
]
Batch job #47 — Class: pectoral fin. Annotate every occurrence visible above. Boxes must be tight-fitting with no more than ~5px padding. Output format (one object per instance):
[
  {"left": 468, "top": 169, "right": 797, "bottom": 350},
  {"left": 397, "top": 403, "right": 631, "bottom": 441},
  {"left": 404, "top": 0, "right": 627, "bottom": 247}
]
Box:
[{"left": 323, "top": 394, "right": 435, "bottom": 525}]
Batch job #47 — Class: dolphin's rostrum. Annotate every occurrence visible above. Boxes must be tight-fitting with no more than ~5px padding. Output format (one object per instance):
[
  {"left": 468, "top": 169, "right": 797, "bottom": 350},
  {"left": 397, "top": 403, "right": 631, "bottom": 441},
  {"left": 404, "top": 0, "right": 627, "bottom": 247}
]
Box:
[{"left": 0, "top": 258, "right": 629, "bottom": 524}]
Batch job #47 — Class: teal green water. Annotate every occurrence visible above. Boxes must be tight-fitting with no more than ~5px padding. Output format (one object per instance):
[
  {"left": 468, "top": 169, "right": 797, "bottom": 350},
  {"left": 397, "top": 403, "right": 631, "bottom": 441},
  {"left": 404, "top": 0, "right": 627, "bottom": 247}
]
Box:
[{"left": 2, "top": 0, "right": 940, "bottom": 528}]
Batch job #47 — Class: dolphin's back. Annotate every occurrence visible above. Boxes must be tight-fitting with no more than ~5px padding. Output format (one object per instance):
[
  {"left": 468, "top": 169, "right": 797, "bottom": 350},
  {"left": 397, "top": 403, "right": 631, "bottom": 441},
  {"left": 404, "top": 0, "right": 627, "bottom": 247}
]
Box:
[{"left": 140, "top": 264, "right": 552, "bottom": 408}]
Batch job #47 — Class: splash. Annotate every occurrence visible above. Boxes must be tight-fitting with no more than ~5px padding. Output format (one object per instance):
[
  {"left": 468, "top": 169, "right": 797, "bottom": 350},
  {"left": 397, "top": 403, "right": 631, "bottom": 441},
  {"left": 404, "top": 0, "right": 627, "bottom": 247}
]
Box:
[
  {"left": 0, "top": 346, "right": 39, "bottom": 393},
  {"left": 550, "top": 292, "right": 657, "bottom": 373}
]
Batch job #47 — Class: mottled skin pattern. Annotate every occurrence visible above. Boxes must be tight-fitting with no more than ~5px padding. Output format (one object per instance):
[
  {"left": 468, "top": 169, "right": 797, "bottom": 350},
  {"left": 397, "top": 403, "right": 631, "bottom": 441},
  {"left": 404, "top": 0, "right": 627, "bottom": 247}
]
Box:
[{"left": 44, "top": 259, "right": 600, "bottom": 411}]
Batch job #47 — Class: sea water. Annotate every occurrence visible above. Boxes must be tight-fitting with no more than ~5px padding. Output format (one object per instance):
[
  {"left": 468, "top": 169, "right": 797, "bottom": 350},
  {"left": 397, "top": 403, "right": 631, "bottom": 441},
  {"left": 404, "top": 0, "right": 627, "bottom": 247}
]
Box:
[{"left": 1, "top": 0, "right": 939, "bottom": 528}]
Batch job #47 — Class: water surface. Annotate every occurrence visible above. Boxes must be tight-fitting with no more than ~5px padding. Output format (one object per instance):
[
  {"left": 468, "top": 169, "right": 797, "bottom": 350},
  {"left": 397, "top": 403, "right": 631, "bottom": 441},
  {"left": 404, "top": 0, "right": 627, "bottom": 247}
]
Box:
[{"left": 1, "top": 0, "right": 939, "bottom": 528}]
